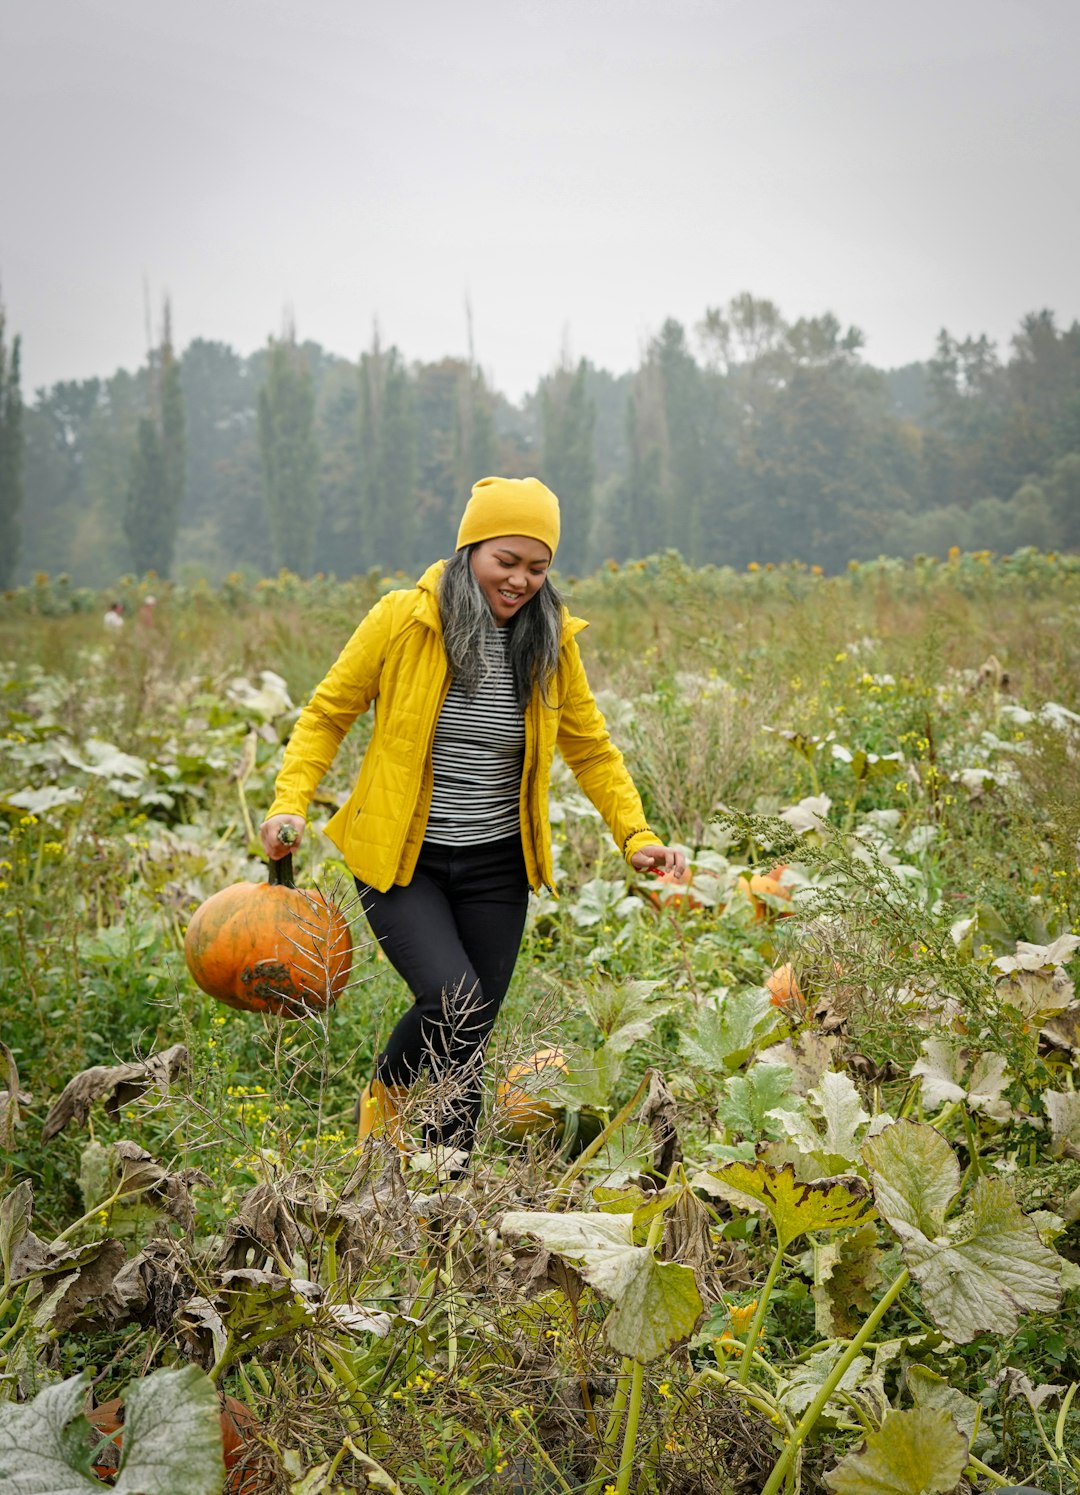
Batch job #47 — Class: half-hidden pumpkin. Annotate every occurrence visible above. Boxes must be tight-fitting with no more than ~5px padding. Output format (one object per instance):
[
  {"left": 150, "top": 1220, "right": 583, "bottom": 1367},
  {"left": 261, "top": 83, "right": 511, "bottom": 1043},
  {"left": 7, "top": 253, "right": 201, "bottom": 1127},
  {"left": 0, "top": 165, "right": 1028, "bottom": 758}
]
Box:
[
  {"left": 495, "top": 1046, "right": 568, "bottom": 1139},
  {"left": 88, "top": 1391, "right": 270, "bottom": 1492},
  {"left": 184, "top": 853, "right": 352, "bottom": 1017}
]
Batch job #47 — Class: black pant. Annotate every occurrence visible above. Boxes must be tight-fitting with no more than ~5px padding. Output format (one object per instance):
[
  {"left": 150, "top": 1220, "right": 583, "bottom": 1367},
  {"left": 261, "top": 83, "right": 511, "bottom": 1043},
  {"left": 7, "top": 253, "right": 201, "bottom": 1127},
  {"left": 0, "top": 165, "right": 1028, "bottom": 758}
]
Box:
[{"left": 356, "top": 835, "right": 530, "bottom": 1150}]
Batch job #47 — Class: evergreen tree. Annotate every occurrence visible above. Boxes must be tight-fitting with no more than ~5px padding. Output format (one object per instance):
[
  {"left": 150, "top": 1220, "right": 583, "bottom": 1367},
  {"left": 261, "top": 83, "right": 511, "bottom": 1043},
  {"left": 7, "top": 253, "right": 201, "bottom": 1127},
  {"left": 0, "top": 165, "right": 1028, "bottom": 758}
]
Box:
[
  {"left": 0, "top": 301, "right": 24, "bottom": 589},
  {"left": 454, "top": 367, "right": 498, "bottom": 505},
  {"left": 540, "top": 356, "right": 595, "bottom": 574},
  {"left": 257, "top": 322, "right": 319, "bottom": 575},
  {"left": 124, "top": 416, "right": 166, "bottom": 573},
  {"left": 358, "top": 334, "right": 417, "bottom": 573},
  {"left": 123, "top": 302, "right": 187, "bottom": 576}
]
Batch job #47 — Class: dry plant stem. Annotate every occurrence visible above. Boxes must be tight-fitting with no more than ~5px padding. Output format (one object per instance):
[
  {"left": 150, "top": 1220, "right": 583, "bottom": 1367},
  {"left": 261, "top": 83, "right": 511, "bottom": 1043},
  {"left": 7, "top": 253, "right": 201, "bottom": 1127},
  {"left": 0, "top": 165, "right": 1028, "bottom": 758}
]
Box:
[
  {"left": 758, "top": 1267, "right": 910, "bottom": 1495},
  {"left": 568, "top": 1291, "right": 601, "bottom": 1441},
  {"left": 549, "top": 1069, "right": 653, "bottom": 1207},
  {"left": 343, "top": 1440, "right": 407, "bottom": 1495},
  {"left": 513, "top": 1420, "right": 577, "bottom": 1495}
]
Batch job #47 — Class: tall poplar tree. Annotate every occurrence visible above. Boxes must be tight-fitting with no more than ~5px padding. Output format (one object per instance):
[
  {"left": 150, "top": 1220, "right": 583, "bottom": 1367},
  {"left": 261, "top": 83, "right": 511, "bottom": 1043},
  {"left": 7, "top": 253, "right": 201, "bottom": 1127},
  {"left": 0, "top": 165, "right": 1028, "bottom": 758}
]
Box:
[
  {"left": 358, "top": 333, "right": 417, "bottom": 572},
  {"left": 540, "top": 356, "right": 595, "bottom": 574},
  {"left": 0, "top": 301, "right": 25, "bottom": 588},
  {"left": 453, "top": 367, "right": 498, "bottom": 503},
  {"left": 257, "top": 321, "right": 319, "bottom": 574},
  {"left": 124, "top": 301, "right": 186, "bottom": 576}
]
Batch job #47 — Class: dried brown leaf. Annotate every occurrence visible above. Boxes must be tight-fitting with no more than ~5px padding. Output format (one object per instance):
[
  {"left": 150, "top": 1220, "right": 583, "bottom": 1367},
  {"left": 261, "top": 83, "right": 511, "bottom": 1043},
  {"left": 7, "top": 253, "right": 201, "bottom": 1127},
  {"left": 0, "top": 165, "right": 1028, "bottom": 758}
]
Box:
[
  {"left": 41, "top": 1045, "right": 190, "bottom": 1140},
  {"left": 641, "top": 1070, "right": 681, "bottom": 1176}
]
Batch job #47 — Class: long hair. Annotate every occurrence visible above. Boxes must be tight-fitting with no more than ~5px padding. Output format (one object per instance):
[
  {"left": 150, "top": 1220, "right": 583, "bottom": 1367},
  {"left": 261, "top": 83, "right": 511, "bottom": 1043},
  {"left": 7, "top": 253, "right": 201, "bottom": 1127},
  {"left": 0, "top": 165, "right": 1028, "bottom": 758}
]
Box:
[{"left": 439, "top": 546, "right": 563, "bottom": 709}]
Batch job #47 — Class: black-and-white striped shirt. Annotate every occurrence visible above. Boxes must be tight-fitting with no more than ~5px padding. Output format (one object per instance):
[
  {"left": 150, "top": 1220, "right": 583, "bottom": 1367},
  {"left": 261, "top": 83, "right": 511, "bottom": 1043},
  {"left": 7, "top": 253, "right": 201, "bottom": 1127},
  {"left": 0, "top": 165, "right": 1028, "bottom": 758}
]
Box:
[{"left": 425, "top": 629, "right": 525, "bottom": 845}]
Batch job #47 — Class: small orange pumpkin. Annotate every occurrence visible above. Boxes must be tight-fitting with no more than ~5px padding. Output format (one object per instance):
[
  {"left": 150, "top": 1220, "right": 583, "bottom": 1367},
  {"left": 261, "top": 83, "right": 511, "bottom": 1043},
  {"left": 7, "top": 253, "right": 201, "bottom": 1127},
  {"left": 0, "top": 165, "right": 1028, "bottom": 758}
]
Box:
[
  {"left": 495, "top": 1047, "right": 568, "bottom": 1139},
  {"left": 766, "top": 962, "right": 805, "bottom": 1010},
  {"left": 88, "top": 1392, "right": 268, "bottom": 1491},
  {"left": 737, "top": 865, "right": 795, "bottom": 923},
  {"left": 646, "top": 868, "right": 702, "bottom": 912},
  {"left": 184, "top": 854, "right": 352, "bottom": 1018}
]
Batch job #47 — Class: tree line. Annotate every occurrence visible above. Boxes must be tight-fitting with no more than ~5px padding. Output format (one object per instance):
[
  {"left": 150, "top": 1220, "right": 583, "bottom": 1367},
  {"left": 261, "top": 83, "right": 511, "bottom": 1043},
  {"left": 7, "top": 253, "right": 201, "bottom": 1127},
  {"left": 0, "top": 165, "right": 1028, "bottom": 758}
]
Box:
[{"left": 2, "top": 292, "right": 1078, "bottom": 588}]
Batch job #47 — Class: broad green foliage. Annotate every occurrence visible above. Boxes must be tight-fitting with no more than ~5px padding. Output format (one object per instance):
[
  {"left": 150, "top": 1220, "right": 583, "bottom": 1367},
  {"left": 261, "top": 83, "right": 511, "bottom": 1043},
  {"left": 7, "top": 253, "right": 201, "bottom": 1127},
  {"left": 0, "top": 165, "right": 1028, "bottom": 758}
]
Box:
[
  {"left": 0, "top": 1367, "right": 225, "bottom": 1495},
  {"left": 499, "top": 1210, "right": 703, "bottom": 1362},
  {"left": 824, "top": 1407, "right": 969, "bottom": 1495},
  {"left": 710, "top": 1159, "right": 875, "bottom": 1248},
  {"left": 863, "top": 1121, "right": 1063, "bottom": 1341},
  {"left": 910, "top": 1038, "right": 1013, "bottom": 1120},
  {"left": 680, "top": 986, "right": 782, "bottom": 1072}
]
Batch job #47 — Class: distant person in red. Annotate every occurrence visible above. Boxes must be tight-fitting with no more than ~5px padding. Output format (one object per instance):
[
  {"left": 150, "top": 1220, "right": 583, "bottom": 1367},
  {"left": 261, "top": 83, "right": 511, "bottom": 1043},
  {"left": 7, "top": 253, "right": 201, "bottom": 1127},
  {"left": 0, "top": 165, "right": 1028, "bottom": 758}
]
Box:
[
  {"left": 103, "top": 601, "right": 124, "bottom": 631},
  {"left": 137, "top": 595, "right": 157, "bottom": 628}
]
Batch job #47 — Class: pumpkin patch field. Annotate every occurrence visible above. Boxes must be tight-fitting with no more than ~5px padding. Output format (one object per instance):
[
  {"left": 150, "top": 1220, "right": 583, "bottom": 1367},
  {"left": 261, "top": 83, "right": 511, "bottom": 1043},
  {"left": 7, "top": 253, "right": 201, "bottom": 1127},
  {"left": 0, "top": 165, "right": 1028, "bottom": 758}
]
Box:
[{"left": 1, "top": 549, "right": 1079, "bottom": 1495}]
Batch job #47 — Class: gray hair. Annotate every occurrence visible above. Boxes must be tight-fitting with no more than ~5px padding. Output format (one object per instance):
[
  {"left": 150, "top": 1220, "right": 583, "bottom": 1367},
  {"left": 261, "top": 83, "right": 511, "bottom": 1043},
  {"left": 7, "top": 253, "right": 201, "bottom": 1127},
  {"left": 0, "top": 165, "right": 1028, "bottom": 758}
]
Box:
[{"left": 439, "top": 546, "right": 564, "bottom": 709}]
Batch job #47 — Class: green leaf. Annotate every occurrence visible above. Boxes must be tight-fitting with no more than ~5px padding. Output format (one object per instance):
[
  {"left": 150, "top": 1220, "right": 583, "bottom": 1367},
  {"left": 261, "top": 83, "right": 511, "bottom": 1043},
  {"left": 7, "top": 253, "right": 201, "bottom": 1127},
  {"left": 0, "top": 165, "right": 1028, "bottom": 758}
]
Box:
[
  {"left": 708, "top": 1160, "right": 875, "bottom": 1249},
  {"left": 860, "top": 1121, "right": 957, "bottom": 1240},
  {"left": 824, "top": 1406, "right": 968, "bottom": 1495},
  {"left": 550, "top": 1044, "right": 624, "bottom": 1111},
  {"left": 863, "top": 1120, "right": 1063, "bottom": 1342},
  {"left": 910, "top": 1039, "right": 1013, "bottom": 1121},
  {"left": 0, "top": 1366, "right": 225, "bottom": 1495},
  {"left": 499, "top": 1210, "right": 703, "bottom": 1362},
  {"left": 810, "top": 1071, "right": 873, "bottom": 1159},
  {"left": 771, "top": 1069, "right": 875, "bottom": 1167},
  {"left": 717, "top": 1063, "right": 803, "bottom": 1140},
  {"left": 679, "top": 987, "right": 781, "bottom": 1073},
  {"left": 781, "top": 1342, "right": 872, "bottom": 1418},
  {"left": 578, "top": 977, "right": 677, "bottom": 1053},
  {"left": 906, "top": 1365, "right": 987, "bottom": 1453}
]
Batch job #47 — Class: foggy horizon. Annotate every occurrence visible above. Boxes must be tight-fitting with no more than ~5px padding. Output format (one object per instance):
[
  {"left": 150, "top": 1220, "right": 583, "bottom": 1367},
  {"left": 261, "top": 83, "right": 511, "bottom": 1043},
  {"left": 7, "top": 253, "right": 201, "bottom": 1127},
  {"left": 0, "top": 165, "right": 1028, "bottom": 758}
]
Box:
[{"left": 3, "top": 0, "right": 1079, "bottom": 402}]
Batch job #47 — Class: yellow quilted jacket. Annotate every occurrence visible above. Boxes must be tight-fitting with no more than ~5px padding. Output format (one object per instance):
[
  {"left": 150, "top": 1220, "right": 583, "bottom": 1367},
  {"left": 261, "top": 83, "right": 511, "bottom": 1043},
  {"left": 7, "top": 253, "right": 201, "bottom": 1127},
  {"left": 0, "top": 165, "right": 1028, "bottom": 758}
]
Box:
[{"left": 267, "top": 561, "right": 659, "bottom": 892}]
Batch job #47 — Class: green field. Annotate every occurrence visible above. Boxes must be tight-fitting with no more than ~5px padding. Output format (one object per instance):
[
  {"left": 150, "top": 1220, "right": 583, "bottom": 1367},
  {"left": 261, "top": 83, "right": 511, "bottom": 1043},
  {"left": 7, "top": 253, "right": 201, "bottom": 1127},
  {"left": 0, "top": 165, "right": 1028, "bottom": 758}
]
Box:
[{"left": 2, "top": 550, "right": 1080, "bottom": 1495}]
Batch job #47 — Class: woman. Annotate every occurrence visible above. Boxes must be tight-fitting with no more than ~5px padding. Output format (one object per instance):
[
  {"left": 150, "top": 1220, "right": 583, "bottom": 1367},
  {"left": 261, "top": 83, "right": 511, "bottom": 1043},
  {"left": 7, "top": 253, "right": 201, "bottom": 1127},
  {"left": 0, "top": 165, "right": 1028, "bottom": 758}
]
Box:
[{"left": 260, "top": 476, "right": 685, "bottom": 1159}]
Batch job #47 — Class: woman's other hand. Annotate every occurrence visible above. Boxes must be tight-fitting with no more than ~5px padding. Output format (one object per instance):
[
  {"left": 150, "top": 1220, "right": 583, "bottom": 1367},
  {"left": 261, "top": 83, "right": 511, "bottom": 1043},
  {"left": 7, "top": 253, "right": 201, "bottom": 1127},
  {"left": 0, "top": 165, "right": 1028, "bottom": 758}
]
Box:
[
  {"left": 259, "top": 814, "right": 306, "bottom": 860},
  {"left": 630, "top": 843, "right": 688, "bottom": 879}
]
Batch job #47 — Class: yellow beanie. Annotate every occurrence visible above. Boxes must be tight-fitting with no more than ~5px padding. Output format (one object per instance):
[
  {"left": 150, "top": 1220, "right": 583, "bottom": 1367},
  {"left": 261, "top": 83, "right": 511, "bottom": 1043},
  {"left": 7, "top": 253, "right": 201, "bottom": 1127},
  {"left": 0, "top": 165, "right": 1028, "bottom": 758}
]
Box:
[{"left": 455, "top": 476, "right": 561, "bottom": 559}]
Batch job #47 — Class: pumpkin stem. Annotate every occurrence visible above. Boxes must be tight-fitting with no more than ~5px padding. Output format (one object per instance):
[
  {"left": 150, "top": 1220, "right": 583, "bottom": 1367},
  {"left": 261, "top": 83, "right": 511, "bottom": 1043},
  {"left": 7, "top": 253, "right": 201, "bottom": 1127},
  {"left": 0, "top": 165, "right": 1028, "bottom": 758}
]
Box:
[{"left": 268, "top": 853, "right": 296, "bottom": 889}]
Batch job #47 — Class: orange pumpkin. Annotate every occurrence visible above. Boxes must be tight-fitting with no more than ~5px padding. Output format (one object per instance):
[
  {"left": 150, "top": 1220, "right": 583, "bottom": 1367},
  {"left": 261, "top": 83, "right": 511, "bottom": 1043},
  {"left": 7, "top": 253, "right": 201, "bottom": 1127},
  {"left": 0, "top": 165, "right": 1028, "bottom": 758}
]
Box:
[
  {"left": 646, "top": 868, "right": 702, "bottom": 912},
  {"left": 184, "top": 854, "right": 352, "bottom": 1017},
  {"left": 766, "top": 963, "right": 805, "bottom": 1010},
  {"left": 88, "top": 1392, "right": 268, "bottom": 1491},
  {"left": 495, "top": 1047, "right": 568, "bottom": 1139},
  {"left": 737, "top": 865, "right": 795, "bottom": 923}
]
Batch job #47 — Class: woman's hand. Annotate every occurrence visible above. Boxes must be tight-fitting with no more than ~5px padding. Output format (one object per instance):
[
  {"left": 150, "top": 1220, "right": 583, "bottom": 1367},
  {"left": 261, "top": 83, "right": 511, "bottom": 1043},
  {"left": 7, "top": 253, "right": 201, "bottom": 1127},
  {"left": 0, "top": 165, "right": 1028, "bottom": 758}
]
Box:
[
  {"left": 630, "top": 843, "right": 688, "bottom": 879},
  {"left": 259, "top": 814, "right": 306, "bottom": 860}
]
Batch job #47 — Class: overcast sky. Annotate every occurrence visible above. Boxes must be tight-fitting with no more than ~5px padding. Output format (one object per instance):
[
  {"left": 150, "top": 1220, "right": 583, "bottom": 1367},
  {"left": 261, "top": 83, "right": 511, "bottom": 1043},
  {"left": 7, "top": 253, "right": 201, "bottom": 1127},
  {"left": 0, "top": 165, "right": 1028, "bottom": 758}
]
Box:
[{"left": 2, "top": 0, "right": 1078, "bottom": 401}]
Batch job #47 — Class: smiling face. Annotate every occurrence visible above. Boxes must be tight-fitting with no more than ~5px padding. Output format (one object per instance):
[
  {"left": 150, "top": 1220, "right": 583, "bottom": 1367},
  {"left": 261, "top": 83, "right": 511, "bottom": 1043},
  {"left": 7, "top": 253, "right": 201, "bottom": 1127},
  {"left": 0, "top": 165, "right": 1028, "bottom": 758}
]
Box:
[{"left": 469, "top": 535, "right": 552, "bottom": 624}]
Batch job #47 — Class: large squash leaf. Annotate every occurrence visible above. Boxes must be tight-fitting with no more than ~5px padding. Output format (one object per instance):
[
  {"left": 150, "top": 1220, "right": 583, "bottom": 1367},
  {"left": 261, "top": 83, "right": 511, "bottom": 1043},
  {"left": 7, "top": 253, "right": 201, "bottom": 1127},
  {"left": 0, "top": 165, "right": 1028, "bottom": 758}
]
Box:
[
  {"left": 0, "top": 1365, "right": 225, "bottom": 1494},
  {"left": 709, "top": 1160, "right": 875, "bottom": 1248},
  {"left": 824, "top": 1406, "right": 968, "bottom": 1495},
  {"left": 717, "top": 1063, "right": 804, "bottom": 1140},
  {"left": 909, "top": 1039, "right": 1013, "bottom": 1121},
  {"left": 862, "top": 1120, "right": 1062, "bottom": 1342},
  {"left": 679, "top": 987, "right": 781, "bottom": 1073},
  {"left": 500, "top": 1209, "right": 702, "bottom": 1362}
]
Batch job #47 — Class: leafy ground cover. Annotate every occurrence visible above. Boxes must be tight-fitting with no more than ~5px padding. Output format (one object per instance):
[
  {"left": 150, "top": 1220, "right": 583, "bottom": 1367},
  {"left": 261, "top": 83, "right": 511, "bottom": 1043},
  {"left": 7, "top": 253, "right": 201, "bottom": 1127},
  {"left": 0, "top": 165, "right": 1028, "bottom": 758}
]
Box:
[{"left": 1, "top": 548, "right": 1079, "bottom": 1495}]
